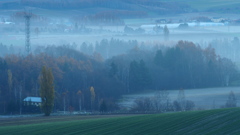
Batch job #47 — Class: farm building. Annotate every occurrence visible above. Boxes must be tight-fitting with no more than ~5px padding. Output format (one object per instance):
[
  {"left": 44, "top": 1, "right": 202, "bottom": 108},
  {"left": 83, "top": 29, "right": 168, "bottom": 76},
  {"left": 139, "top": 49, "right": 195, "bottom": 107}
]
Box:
[
  {"left": 155, "top": 19, "right": 167, "bottom": 24},
  {"left": 23, "top": 97, "right": 42, "bottom": 106},
  {"left": 211, "top": 17, "right": 226, "bottom": 23}
]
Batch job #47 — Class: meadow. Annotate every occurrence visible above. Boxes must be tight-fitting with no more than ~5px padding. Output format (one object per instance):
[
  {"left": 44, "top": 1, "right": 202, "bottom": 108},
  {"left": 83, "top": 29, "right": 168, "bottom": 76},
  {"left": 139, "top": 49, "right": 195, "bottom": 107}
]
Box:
[
  {"left": 1, "top": 24, "right": 238, "bottom": 48},
  {"left": 0, "top": 108, "right": 240, "bottom": 134},
  {"left": 120, "top": 87, "right": 240, "bottom": 110}
]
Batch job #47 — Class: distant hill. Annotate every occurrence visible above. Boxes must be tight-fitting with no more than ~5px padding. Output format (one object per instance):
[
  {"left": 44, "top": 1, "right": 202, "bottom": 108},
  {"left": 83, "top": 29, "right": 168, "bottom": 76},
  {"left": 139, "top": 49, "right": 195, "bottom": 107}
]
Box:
[
  {"left": 161, "top": 0, "right": 240, "bottom": 13},
  {"left": 0, "top": 0, "right": 195, "bottom": 18},
  {"left": 0, "top": 0, "right": 238, "bottom": 17},
  {"left": 0, "top": 0, "right": 21, "bottom": 9}
]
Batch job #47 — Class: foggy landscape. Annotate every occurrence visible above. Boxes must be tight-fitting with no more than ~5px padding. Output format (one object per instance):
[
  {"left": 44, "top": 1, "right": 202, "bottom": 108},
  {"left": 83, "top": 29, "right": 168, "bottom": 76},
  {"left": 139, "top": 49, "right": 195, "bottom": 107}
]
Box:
[
  {"left": 1, "top": 0, "right": 240, "bottom": 134},
  {"left": 120, "top": 87, "right": 240, "bottom": 110}
]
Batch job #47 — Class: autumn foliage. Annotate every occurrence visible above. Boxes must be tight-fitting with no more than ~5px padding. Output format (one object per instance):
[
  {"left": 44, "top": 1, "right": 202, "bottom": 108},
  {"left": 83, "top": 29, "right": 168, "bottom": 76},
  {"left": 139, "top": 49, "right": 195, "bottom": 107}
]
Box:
[
  {"left": 0, "top": 40, "right": 238, "bottom": 114},
  {"left": 39, "top": 66, "right": 55, "bottom": 116}
]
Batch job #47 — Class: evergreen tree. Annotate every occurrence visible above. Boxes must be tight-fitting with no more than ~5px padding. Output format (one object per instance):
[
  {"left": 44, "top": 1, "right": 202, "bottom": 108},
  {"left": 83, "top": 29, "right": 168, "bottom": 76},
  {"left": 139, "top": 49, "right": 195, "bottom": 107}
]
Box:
[
  {"left": 39, "top": 66, "right": 55, "bottom": 116},
  {"left": 99, "top": 99, "right": 107, "bottom": 112},
  {"left": 109, "top": 62, "right": 118, "bottom": 77},
  {"left": 139, "top": 59, "right": 151, "bottom": 89},
  {"left": 7, "top": 70, "right": 12, "bottom": 98},
  {"left": 129, "top": 60, "right": 140, "bottom": 91},
  {"left": 164, "top": 25, "right": 169, "bottom": 41},
  {"left": 129, "top": 60, "right": 151, "bottom": 91},
  {"left": 154, "top": 50, "right": 164, "bottom": 66}
]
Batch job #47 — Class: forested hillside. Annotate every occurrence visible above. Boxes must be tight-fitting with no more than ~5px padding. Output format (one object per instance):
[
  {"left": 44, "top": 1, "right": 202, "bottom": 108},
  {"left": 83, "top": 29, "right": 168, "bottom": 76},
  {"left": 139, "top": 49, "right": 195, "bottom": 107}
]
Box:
[{"left": 0, "top": 40, "right": 238, "bottom": 114}]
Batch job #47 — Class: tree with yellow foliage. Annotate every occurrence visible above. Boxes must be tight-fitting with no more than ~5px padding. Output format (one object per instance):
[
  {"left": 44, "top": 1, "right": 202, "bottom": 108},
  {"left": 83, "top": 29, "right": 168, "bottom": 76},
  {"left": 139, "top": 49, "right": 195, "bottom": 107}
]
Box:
[
  {"left": 90, "top": 86, "right": 95, "bottom": 111},
  {"left": 39, "top": 66, "right": 55, "bottom": 116}
]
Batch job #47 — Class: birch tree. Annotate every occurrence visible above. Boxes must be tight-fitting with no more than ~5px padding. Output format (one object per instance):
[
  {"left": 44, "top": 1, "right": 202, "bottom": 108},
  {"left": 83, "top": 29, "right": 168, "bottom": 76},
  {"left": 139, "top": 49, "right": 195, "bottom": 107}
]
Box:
[
  {"left": 77, "top": 90, "right": 82, "bottom": 112},
  {"left": 7, "top": 70, "right": 12, "bottom": 99},
  {"left": 90, "top": 86, "right": 95, "bottom": 111}
]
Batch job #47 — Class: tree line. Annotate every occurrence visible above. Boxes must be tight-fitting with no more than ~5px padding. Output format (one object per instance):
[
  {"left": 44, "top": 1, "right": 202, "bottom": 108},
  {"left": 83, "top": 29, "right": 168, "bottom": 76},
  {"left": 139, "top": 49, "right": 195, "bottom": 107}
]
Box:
[
  {"left": 108, "top": 40, "right": 238, "bottom": 91},
  {"left": 131, "top": 89, "right": 195, "bottom": 113},
  {"left": 0, "top": 40, "right": 238, "bottom": 114},
  {"left": 131, "top": 89, "right": 238, "bottom": 113}
]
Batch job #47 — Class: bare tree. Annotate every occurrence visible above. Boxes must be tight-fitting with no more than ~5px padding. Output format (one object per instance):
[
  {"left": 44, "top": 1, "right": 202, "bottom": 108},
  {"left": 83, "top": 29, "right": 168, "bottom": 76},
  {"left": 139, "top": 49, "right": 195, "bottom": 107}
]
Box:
[
  {"left": 133, "top": 97, "right": 152, "bottom": 112},
  {"left": 185, "top": 100, "right": 195, "bottom": 111},
  {"left": 177, "top": 89, "right": 186, "bottom": 111},
  {"left": 225, "top": 91, "right": 237, "bottom": 108},
  {"left": 173, "top": 89, "right": 195, "bottom": 111},
  {"left": 132, "top": 90, "right": 172, "bottom": 113},
  {"left": 152, "top": 90, "right": 171, "bottom": 112}
]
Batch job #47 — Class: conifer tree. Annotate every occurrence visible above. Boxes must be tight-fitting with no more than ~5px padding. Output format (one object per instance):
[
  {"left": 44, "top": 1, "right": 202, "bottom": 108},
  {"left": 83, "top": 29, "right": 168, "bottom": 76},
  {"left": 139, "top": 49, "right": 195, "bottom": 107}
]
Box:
[
  {"left": 7, "top": 70, "right": 12, "bottom": 99},
  {"left": 100, "top": 99, "right": 107, "bottom": 112},
  {"left": 164, "top": 25, "right": 169, "bottom": 41}
]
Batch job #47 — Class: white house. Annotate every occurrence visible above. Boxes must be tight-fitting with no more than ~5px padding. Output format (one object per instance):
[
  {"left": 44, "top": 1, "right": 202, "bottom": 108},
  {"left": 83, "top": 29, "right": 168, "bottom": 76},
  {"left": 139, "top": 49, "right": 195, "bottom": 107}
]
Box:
[
  {"left": 23, "top": 97, "right": 42, "bottom": 106},
  {"left": 211, "top": 17, "right": 226, "bottom": 23},
  {"left": 156, "top": 19, "right": 167, "bottom": 24}
]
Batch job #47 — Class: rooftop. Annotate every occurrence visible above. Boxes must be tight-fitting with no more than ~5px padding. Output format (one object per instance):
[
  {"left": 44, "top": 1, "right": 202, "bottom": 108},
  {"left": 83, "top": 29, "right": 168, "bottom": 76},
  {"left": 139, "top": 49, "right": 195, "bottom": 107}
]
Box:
[{"left": 23, "top": 97, "right": 42, "bottom": 103}]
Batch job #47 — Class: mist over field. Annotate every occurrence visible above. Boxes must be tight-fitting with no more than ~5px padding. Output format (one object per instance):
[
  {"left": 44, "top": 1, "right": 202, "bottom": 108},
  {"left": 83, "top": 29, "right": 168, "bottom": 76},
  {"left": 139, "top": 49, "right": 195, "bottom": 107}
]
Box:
[{"left": 0, "top": 0, "right": 240, "bottom": 116}]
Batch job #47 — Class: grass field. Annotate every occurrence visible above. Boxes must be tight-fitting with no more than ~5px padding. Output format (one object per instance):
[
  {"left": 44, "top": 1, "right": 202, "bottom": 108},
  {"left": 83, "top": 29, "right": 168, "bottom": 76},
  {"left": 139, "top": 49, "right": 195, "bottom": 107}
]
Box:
[{"left": 0, "top": 108, "right": 240, "bottom": 134}]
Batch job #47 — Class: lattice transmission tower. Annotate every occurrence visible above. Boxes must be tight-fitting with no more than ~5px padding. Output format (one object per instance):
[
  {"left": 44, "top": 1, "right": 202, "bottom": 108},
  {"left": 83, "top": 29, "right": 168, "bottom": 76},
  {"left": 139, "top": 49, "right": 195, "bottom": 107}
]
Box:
[{"left": 24, "top": 11, "right": 32, "bottom": 54}]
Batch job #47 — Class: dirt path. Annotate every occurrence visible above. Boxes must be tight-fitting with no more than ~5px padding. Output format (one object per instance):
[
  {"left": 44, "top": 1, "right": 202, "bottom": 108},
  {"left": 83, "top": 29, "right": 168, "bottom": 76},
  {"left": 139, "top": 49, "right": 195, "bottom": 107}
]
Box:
[{"left": 0, "top": 114, "right": 131, "bottom": 127}]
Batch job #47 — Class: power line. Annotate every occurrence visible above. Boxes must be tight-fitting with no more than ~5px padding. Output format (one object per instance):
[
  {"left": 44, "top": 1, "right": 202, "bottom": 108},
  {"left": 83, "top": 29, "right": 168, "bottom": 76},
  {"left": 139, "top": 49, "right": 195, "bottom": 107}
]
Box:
[{"left": 24, "top": 11, "right": 32, "bottom": 54}]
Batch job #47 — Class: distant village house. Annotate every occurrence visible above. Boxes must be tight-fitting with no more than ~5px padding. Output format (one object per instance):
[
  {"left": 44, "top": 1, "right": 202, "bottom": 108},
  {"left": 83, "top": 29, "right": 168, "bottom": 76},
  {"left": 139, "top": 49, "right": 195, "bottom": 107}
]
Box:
[
  {"left": 155, "top": 19, "right": 167, "bottom": 24},
  {"left": 211, "top": 17, "right": 226, "bottom": 23}
]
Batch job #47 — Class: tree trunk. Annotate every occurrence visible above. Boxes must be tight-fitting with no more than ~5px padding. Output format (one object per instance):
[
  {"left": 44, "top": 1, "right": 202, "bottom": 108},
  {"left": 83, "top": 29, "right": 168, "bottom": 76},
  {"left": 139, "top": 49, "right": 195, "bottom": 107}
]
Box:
[
  {"left": 79, "top": 97, "right": 81, "bottom": 112},
  {"left": 63, "top": 97, "right": 66, "bottom": 114}
]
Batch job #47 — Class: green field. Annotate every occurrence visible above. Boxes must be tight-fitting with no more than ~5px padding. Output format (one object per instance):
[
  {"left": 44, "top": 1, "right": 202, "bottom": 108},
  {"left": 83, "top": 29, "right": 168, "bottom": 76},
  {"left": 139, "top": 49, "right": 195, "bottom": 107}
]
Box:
[{"left": 1, "top": 108, "right": 240, "bottom": 134}]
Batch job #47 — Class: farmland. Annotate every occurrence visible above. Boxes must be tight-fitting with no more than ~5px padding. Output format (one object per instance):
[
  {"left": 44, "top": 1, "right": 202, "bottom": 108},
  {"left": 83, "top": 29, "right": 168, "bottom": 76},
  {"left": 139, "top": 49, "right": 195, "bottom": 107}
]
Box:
[
  {"left": 0, "top": 108, "right": 240, "bottom": 134},
  {"left": 1, "top": 24, "right": 239, "bottom": 48}
]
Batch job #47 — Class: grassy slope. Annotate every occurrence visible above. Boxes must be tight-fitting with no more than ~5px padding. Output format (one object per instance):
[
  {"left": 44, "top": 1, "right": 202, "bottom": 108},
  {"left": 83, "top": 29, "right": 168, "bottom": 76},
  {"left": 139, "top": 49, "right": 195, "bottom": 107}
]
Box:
[{"left": 1, "top": 108, "right": 240, "bottom": 135}]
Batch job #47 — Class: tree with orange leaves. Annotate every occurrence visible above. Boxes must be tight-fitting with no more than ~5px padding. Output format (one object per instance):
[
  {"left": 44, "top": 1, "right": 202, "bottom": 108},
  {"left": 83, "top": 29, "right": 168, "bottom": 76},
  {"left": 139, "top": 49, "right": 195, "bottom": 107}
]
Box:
[{"left": 90, "top": 86, "right": 95, "bottom": 111}]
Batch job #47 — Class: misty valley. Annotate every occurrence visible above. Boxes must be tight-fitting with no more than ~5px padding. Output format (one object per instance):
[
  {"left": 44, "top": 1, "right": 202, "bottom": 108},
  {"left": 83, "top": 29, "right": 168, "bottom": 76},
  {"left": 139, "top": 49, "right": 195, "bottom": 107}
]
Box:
[
  {"left": 1, "top": 37, "right": 239, "bottom": 114},
  {"left": 1, "top": 0, "right": 240, "bottom": 134}
]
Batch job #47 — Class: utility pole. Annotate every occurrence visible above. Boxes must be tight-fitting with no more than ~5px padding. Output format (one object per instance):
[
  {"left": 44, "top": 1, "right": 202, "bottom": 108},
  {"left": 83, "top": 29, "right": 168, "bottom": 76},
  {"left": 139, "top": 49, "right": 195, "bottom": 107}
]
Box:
[{"left": 24, "top": 11, "right": 32, "bottom": 54}]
